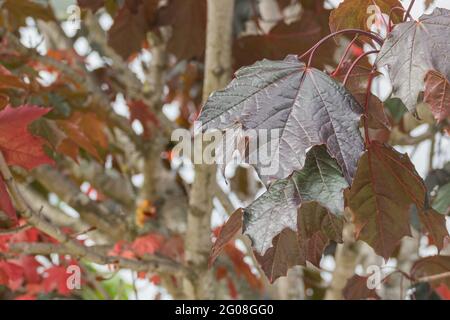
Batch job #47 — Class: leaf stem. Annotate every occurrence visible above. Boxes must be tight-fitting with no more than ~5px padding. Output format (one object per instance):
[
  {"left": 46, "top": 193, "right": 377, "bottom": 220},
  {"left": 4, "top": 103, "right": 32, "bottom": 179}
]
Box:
[
  {"left": 362, "top": 69, "right": 377, "bottom": 146},
  {"left": 299, "top": 29, "right": 384, "bottom": 66},
  {"left": 388, "top": 7, "right": 411, "bottom": 32},
  {"left": 341, "top": 49, "right": 380, "bottom": 147},
  {"left": 342, "top": 50, "right": 379, "bottom": 85},
  {"left": 331, "top": 35, "right": 359, "bottom": 76}
]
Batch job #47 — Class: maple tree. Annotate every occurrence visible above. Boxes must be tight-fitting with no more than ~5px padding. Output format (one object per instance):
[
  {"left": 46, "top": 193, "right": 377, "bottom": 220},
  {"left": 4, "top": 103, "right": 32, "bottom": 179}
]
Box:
[{"left": 0, "top": 0, "right": 449, "bottom": 301}]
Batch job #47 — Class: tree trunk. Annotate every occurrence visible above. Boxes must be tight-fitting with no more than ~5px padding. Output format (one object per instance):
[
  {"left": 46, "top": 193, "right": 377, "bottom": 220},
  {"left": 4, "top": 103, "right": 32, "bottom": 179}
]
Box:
[
  {"left": 183, "top": 0, "right": 235, "bottom": 299},
  {"left": 325, "top": 222, "right": 360, "bottom": 300}
]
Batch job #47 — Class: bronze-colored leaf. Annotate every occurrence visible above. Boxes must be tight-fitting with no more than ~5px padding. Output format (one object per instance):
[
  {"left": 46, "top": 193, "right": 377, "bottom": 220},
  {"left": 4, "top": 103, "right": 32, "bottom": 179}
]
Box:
[
  {"left": 343, "top": 274, "right": 380, "bottom": 300},
  {"left": 424, "top": 70, "right": 450, "bottom": 122},
  {"left": 198, "top": 55, "right": 364, "bottom": 184},
  {"left": 345, "top": 142, "right": 428, "bottom": 259},
  {"left": 330, "top": 0, "right": 403, "bottom": 33},
  {"left": 254, "top": 201, "right": 344, "bottom": 282},
  {"left": 209, "top": 209, "right": 244, "bottom": 267}
]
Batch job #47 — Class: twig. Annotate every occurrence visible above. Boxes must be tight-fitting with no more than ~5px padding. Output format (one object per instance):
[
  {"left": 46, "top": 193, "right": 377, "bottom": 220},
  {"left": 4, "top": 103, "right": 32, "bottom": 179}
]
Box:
[
  {"left": 417, "top": 271, "right": 450, "bottom": 283},
  {"left": 0, "top": 151, "right": 191, "bottom": 277},
  {"left": 342, "top": 50, "right": 379, "bottom": 86},
  {"left": 404, "top": 0, "right": 416, "bottom": 22},
  {"left": 0, "top": 223, "right": 31, "bottom": 235}
]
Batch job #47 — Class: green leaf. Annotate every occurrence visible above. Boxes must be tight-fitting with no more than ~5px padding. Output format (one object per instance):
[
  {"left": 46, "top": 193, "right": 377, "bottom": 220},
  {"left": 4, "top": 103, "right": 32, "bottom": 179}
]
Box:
[
  {"left": 244, "top": 145, "right": 347, "bottom": 257},
  {"left": 253, "top": 201, "right": 344, "bottom": 282},
  {"left": 384, "top": 97, "right": 407, "bottom": 124},
  {"left": 433, "top": 182, "right": 450, "bottom": 215}
]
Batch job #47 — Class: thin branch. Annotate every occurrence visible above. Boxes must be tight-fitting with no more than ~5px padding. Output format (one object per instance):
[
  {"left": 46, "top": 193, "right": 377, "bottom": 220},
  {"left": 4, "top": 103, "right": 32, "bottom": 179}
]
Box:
[
  {"left": 331, "top": 35, "right": 359, "bottom": 77},
  {"left": 417, "top": 271, "right": 450, "bottom": 283},
  {"left": 0, "top": 223, "right": 31, "bottom": 235},
  {"left": 300, "top": 29, "right": 384, "bottom": 64},
  {"left": 32, "top": 165, "right": 130, "bottom": 241},
  {"left": 0, "top": 151, "right": 191, "bottom": 277},
  {"left": 343, "top": 50, "right": 379, "bottom": 85},
  {"left": 404, "top": 0, "right": 416, "bottom": 22}
]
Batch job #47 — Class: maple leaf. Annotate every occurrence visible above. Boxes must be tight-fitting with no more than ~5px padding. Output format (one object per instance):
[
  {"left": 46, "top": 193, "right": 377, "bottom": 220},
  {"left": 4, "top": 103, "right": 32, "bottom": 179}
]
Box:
[
  {"left": 224, "top": 244, "right": 262, "bottom": 291},
  {"left": 43, "top": 265, "right": 73, "bottom": 296},
  {"left": 198, "top": 55, "right": 364, "bottom": 184},
  {"left": 343, "top": 274, "right": 380, "bottom": 300},
  {"left": 376, "top": 8, "right": 450, "bottom": 112},
  {"left": 77, "top": 0, "right": 105, "bottom": 13},
  {"left": 108, "top": 0, "right": 159, "bottom": 60},
  {"left": 0, "top": 65, "right": 28, "bottom": 90},
  {"left": 233, "top": 9, "right": 336, "bottom": 70},
  {"left": 345, "top": 141, "right": 447, "bottom": 259},
  {"left": 131, "top": 234, "right": 164, "bottom": 257},
  {"left": 366, "top": 95, "right": 391, "bottom": 143},
  {"left": 56, "top": 111, "right": 108, "bottom": 162},
  {"left": 432, "top": 182, "right": 450, "bottom": 215},
  {"left": 332, "top": 60, "right": 391, "bottom": 142},
  {"left": 253, "top": 201, "right": 344, "bottom": 282},
  {"left": 411, "top": 255, "right": 450, "bottom": 289},
  {"left": 157, "top": 0, "right": 207, "bottom": 61},
  {"left": 418, "top": 209, "right": 449, "bottom": 251},
  {"left": 0, "top": 105, "right": 54, "bottom": 170},
  {"left": 128, "top": 100, "right": 160, "bottom": 139},
  {"left": 329, "top": 0, "right": 403, "bottom": 33},
  {"left": 0, "top": 261, "right": 24, "bottom": 291},
  {"left": 209, "top": 209, "right": 244, "bottom": 267},
  {"left": 243, "top": 146, "right": 347, "bottom": 257},
  {"left": 0, "top": 0, "right": 55, "bottom": 31},
  {"left": 424, "top": 70, "right": 450, "bottom": 122},
  {"left": 15, "top": 255, "right": 41, "bottom": 284}
]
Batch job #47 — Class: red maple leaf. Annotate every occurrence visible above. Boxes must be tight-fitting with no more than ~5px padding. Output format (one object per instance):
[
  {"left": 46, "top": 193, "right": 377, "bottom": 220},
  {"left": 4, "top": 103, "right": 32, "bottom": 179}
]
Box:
[
  {"left": 13, "top": 255, "right": 42, "bottom": 284},
  {"left": 0, "top": 105, "right": 54, "bottom": 170},
  {"left": 0, "top": 261, "right": 24, "bottom": 291},
  {"left": 0, "top": 105, "right": 54, "bottom": 226},
  {"left": 436, "top": 284, "right": 450, "bottom": 300},
  {"left": 131, "top": 233, "right": 163, "bottom": 257},
  {"left": 42, "top": 265, "right": 72, "bottom": 296}
]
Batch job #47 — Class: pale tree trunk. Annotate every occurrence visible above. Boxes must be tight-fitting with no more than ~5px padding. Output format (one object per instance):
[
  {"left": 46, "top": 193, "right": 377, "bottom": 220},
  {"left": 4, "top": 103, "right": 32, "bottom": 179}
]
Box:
[
  {"left": 325, "top": 221, "right": 360, "bottom": 300},
  {"left": 275, "top": 267, "right": 305, "bottom": 300},
  {"left": 183, "top": 0, "right": 235, "bottom": 299}
]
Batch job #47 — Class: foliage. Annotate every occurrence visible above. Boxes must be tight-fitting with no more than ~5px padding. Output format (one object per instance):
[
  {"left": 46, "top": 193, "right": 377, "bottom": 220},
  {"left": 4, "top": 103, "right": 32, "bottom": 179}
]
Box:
[{"left": 0, "top": 0, "right": 448, "bottom": 300}]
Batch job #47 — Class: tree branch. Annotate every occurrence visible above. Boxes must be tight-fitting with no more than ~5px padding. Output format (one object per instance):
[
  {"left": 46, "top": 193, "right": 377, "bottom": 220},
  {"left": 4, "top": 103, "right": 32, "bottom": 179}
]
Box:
[
  {"left": 32, "top": 165, "right": 131, "bottom": 241},
  {"left": 0, "top": 151, "right": 190, "bottom": 276}
]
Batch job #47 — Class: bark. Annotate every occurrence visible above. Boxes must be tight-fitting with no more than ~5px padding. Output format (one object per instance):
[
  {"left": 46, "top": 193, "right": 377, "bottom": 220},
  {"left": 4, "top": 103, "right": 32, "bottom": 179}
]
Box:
[
  {"left": 183, "top": 0, "right": 235, "bottom": 299},
  {"left": 325, "top": 221, "right": 360, "bottom": 300},
  {"left": 275, "top": 267, "right": 305, "bottom": 300}
]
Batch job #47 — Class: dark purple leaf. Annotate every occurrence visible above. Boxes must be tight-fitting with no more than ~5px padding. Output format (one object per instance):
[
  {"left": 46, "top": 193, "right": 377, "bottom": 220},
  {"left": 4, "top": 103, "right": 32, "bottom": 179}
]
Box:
[
  {"left": 243, "top": 146, "right": 346, "bottom": 259},
  {"left": 198, "top": 55, "right": 364, "bottom": 184},
  {"left": 377, "top": 8, "right": 450, "bottom": 112},
  {"left": 253, "top": 201, "right": 344, "bottom": 282}
]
